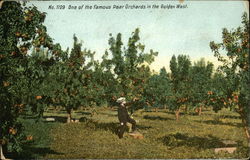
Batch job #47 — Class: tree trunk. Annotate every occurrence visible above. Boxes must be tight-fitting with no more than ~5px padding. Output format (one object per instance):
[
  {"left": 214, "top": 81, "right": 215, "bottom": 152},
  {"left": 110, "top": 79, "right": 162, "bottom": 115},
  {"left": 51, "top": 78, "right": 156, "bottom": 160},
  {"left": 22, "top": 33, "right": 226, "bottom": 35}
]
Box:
[
  {"left": 242, "top": 120, "right": 250, "bottom": 148},
  {"left": 164, "top": 105, "right": 167, "bottom": 110},
  {"left": 195, "top": 108, "right": 199, "bottom": 113},
  {"left": 238, "top": 107, "right": 250, "bottom": 147},
  {"left": 175, "top": 109, "right": 180, "bottom": 121},
  {"left": 241, "top": 116, "right": 250, "bottom": 145},
  {"left": 0, "top": 145, "right": 6, "bottom": 160},
  {"left": 184, "top": 105, "right": 188, "bottom": 113},
  {"left": 67, "top": 109, "right": 72, "bottom": 123},
  {"left": 198, "top": 106, "right": 202, "bottom": 116}
]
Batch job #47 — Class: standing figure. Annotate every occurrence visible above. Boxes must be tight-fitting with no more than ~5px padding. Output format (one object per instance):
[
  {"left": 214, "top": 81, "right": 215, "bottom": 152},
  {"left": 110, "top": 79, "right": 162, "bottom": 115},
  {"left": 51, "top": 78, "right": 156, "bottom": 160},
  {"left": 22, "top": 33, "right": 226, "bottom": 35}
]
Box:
[{"left": 116, "top": 97, "right": 136, "bottom": 138}]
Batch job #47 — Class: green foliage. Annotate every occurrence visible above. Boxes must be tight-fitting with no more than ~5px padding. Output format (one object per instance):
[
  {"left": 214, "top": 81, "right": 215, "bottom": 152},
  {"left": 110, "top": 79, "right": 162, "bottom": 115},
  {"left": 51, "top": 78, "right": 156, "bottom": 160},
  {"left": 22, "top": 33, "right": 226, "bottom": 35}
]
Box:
[
  {"left": 0, "top": 2, "right": 158, "bottom": 153},
  {"left": 206, "top": 72, "right": 235, "bottom": 113},
  {"left": 106, "top": 28, "right": 158, "bottom": 112},
  {"left": 143, "top": 67, "right": 172, "bottom": 109},
  {"left": 210, "top": 12, "right": 249, "bottom": 140},
  {"left": 169, "top": 55, "right": 191, "bottom": 111},
  {"left": 189, "top": 58, "right": 214, "bottom": 110},
  {"left": 0, "top": 1, "right": 70, "bottom": 153},
  {"left": 0, "top": 1, "right": 56, "bottom": 153},
  {"left": 50, "top": 35, "right": 96, "bottom": 119}
]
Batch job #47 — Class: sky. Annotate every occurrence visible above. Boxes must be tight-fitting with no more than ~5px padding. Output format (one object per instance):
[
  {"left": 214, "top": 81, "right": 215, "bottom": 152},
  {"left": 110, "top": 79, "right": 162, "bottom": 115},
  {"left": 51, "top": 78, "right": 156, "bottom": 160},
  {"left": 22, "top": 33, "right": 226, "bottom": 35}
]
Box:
[{"left": 30, "top": 0, "right": 249, "bottom": 72}]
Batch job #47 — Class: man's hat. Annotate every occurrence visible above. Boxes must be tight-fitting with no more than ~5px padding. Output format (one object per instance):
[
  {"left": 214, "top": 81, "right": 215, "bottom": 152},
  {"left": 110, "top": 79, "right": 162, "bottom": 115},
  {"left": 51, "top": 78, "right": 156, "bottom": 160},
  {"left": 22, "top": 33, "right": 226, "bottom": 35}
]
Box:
[{"left": 116, "top": 97, "right": 126, "bottom": 104}]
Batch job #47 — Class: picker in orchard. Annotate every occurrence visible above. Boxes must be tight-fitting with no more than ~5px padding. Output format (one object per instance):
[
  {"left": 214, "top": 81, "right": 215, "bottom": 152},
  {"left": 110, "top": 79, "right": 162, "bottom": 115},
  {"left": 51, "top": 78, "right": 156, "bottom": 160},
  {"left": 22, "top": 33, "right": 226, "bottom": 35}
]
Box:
[{"left": 116, "top": 97, "right": 137, "bottom": 138}]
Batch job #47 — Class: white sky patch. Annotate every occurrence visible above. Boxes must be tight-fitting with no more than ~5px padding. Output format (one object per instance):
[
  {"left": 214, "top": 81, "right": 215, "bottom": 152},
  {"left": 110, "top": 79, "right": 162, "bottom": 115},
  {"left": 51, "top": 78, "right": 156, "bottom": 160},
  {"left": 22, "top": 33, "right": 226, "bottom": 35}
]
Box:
[
  {"left": 149, "top": 53, "right": 223, "bottom": 73},
  {"left": 29, "top": 0, "right": 248, "bottom": 73}
]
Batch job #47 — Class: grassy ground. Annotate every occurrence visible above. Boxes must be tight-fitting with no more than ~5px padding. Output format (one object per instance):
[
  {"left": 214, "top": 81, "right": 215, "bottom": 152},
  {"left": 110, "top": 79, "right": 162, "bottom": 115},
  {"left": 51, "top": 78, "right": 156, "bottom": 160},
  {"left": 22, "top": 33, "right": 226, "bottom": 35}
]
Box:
[
  {"left": 18, "top": 107, "right": 249, "bottom": 159},
  {"left": 5, "top": 114, "right": 59, "bottom": 159}
]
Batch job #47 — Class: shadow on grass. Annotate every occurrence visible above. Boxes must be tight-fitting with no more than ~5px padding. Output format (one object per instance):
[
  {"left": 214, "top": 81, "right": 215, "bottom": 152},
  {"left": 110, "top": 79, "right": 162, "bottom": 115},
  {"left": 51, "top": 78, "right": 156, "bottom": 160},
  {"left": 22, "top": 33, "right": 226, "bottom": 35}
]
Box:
[
  {"left": 163, "top": 111, "right": 186, "bottom": 116},
  {"left": 75, "top": 111, "right": 92, "bottom": 115},
  {"left": 43, "top": 115, "right": 68, "bottom": 123},
  {"left": 6, "top": 146, "right": 63, "bottom": 159},
  {"left": 143, "top": 115, "right": 173, "bottom": 121},
  {"left": 79, "top": 116, "right": 89, "bottom": 122},
  {"left": 194, "top": 120, "right": 242, "bottom": 127},
  {"left": 192, "top": 113, "right": 240, "bottom": 119},
  {"left": 187, "top": 112, "right": 203, "bottom": 116},
  {"left": 99, "top": 112, "right": 117, "bottom": 117},
  {"left": 136, "top": 124, "right": 152, "bottom": 130},
  {"left": 45, "top": 110, "right": 66, "bottom": 114},
  {"left": 160, "top": 133, "right": 227, "bottom": 149},
  {"left": 221, "top": 115, "right": 240, "bottom": 119},
  {"left": 22, "top": 113, "right": 67, "bottom": 123},
  {"left": 82, "top": 120, "right": 152, "bottom": 136}
]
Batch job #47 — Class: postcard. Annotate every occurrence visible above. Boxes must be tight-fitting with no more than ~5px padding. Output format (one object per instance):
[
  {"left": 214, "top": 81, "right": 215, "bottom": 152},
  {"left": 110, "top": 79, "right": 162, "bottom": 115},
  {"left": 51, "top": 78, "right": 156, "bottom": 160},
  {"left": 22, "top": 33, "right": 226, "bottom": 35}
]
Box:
[{"left": 0, "top": 0, "right": 249, "bottom": 159}]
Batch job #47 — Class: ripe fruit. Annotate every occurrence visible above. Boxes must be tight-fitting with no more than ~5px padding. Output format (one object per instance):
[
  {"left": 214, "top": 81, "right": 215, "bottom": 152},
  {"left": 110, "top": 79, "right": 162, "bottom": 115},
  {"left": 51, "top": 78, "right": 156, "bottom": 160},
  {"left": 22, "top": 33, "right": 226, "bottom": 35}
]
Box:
[
  {"left": 207, "top": 91, "right": 213, "bottom": 95},
  {"left": 15, "top": 32, "right": 21, "bottom": 37},
  {"left": 233, "top": 96, "right": 238, "bottom": 103},
  {"left": 26, "top": 135, "right": 33, "bottom": 141},
  {"left": 20, "top": 47, "right": 27, "bottom": 54},
  {"left": 36, "top": 96, "right": 42, "bottom": 100},
  {"left": 3, "top": 81, "right": 10, "bottom": 87},
  {"left": 9, "top": 128, "right": 17, "bottom": 135}
]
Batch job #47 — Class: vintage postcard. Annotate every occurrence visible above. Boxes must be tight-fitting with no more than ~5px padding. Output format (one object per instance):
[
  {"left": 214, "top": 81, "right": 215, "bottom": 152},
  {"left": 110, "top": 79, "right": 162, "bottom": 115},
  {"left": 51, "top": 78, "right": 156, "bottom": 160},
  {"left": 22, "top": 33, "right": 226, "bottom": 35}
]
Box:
[{"left": 0, "top": 0, "right": 249, "bottom": 159}]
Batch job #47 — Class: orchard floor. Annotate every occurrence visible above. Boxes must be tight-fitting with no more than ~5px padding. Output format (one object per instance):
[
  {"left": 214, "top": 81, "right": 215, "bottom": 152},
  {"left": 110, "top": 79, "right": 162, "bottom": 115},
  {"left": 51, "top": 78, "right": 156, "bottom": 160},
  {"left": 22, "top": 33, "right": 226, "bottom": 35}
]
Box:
[{"left": 16, "top": 107, "right": 249, "bottom": 159}]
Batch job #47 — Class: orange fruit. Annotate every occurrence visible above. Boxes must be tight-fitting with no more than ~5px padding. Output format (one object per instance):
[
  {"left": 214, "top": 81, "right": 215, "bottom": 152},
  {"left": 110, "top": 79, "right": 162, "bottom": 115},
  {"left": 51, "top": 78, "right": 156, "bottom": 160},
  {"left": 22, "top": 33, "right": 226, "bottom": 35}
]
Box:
[
  {"left": 9, "top": 128, "right": 17, "bottom": 135},
  {"left": 26, "top": 135, "right": 33, "bottom": 141},
  {"left": 15, "top": 32, "right": 21, "bottom": 37},
  {"left": 3, "top": 81, "right": 10, "bottom": 87},
  {"left": 36, "top": 96, "right": 42, "bottom": 100}
]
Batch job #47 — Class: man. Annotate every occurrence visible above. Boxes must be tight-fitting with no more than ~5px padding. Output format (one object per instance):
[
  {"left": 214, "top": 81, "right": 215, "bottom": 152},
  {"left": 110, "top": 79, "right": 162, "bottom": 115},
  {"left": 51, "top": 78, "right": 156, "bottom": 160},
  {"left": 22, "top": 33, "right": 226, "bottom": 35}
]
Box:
[{"left": 116, "top": 97, "right": 136, "bottom": 138}]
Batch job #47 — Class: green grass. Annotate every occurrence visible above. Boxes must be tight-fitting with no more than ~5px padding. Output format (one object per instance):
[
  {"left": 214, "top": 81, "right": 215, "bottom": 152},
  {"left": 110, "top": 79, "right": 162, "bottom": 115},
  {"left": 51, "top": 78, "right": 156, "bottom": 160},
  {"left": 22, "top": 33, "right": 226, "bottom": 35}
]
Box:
[
  {"left": 6, "top": 115, "right": 59, "bottom": 159},
  {"left": 17, "top": 107, "right": 249, "bottom": 159}
]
